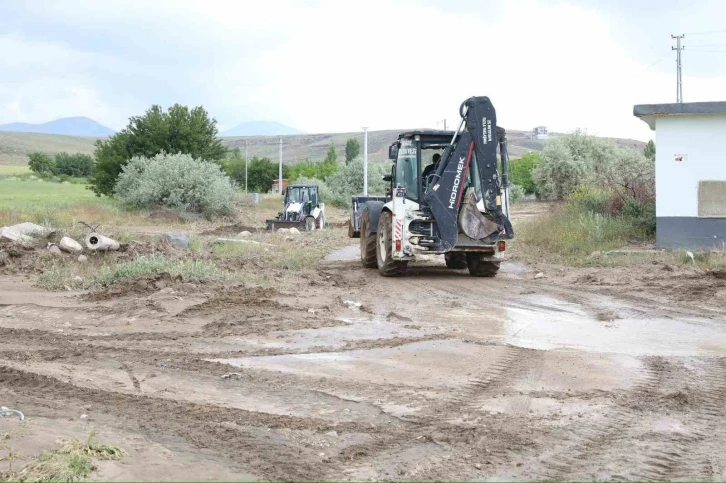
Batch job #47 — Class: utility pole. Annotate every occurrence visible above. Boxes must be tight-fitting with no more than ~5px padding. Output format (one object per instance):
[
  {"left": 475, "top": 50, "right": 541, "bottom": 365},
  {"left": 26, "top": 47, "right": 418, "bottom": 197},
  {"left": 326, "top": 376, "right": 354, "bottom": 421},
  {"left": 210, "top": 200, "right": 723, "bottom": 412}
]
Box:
[
  {"left": 278, "top": 137, "right": 283, "bottom": 194},
  {"left": 244, "top": 139, "right": 248, "bottom": 194},
  {"left": 672, "top": 34, "right": 685, "bottom": 103},
  {"left": 362, "top": 127, "right": 368, "bottom": 196}
]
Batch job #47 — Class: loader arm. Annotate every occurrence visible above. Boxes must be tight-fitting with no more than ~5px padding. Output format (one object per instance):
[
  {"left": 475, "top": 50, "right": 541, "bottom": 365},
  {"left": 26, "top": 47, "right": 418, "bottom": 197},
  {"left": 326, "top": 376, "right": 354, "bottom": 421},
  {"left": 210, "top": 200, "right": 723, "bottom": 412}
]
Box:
[{"left": 423, "top": 96, "right": 514, "bottom": 249}]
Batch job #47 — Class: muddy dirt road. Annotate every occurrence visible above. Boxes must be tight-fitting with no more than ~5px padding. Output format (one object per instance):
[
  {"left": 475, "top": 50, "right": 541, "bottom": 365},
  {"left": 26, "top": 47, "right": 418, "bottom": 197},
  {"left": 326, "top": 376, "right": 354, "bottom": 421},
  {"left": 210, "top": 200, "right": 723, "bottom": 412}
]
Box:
[{"left": 2, "top": 236, "right": 726, "bottom": 481}]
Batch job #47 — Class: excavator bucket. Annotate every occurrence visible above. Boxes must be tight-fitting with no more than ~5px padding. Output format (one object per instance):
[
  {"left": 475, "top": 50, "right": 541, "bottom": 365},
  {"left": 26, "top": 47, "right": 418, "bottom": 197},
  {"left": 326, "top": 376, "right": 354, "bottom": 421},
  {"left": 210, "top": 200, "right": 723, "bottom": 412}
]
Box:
[{"left": 458, "top": 190, "right": 502, "bottom": 241}]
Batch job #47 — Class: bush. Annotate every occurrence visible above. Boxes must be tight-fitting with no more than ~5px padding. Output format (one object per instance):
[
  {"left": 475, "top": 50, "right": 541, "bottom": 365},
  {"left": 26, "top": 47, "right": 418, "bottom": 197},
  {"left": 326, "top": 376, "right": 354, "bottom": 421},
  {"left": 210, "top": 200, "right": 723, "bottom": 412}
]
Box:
[
  {"left": 90, "top": 104, "right": 227, "bottom": 196},
  {"left": 114, "top": 152, "right": 237, "bottom": 218},
  {"left": 509, "top": 153, "right": 540, "bottom": 194},
  {"left": 508, "top": 184, "right": 525, "bottom": 203},
  {"left": 326, "top": 157, "right": 388, "bottom": 207},
  {"left": 54, "top": 152, "right": 94, "bottom": 177},
  {"left": 28, "top": 152, "right": 55, "bottom": 175}
]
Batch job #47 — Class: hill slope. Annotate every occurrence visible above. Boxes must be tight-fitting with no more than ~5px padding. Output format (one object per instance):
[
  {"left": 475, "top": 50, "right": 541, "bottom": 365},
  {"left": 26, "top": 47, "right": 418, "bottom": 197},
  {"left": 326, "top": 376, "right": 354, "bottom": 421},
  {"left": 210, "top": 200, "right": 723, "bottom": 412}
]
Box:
[
  {"left": 221, "top": 130, "right": 646, "bottom": 165},
  {"left": 220, "top": 121, "right": 301, "bottom": 137},
  {"left": 0, "top": 132, "right": 98, "bottom": 165},
  {"left": 0, "top": 129, "right": 646, "bottom": 166},
  {"left": 0, "top": 117, "right": 114, "bottom": 137}
]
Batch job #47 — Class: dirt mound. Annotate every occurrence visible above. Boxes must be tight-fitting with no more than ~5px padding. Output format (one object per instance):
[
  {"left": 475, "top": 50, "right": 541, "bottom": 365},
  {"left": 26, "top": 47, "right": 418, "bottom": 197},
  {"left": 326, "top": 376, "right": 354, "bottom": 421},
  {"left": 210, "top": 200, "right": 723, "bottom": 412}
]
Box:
[
  {"left": 84, "top": 272, "right": 183, "bottom": 301},
  {"left": 180, "top": 286, "right": 281, "bottom": 315},
  {"left": 148, "top": 209, "right": 186, "bottom": 223}
]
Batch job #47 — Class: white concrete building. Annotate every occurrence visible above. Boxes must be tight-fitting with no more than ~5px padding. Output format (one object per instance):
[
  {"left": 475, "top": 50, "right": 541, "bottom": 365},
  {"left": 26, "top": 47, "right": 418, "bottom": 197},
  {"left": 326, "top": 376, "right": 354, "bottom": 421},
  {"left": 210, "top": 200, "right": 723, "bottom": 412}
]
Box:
[
  {"left": 533, "top": 126, "right": 549, "bottom": 139},
  {"left": 634, "top": 102, "right": 726, "bottom": 248}
]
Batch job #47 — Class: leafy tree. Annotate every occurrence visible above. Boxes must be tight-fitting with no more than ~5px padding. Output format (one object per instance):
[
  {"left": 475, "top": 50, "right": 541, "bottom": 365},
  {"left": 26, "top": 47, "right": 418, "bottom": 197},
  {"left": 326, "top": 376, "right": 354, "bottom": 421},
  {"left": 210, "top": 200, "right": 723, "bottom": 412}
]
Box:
[
  {"left": 509, "top": 152, "right": 540, "bottom": 195},
  {"left": 644, "top": 140, "right": 655, "bottom": 161},
  {"left": 220, "top": 148, "right": 247, "bottom": 187},
  {"left": 345, "top": 138, "right": 360, "bottom": 164},
  {"left": 324, "top": 142, "right": 337, "bottom": 165},
  {"left": 288, "top": 158, "right": 338, "bottom": 182},
  {"left": 90, "top": 104, "right": 227, "bottom": 196},
  {"left": 246, "top": 156, "right": 290, "bottom": 193},
  {"left": 54, "top": 152, "right": 94, "bottom": 177},
  {"left": 28, "top": 152, "right": 55, "bottom": 175}
]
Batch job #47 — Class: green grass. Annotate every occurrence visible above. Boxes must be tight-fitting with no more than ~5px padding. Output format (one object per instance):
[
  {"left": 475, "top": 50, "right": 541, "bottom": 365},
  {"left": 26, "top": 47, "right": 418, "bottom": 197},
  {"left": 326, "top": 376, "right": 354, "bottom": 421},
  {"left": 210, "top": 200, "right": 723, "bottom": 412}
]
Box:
[
  {"left": 93, "top": 255, "right": 226, "bottom": 287},
  {"left": 0, "top": 178, "right": 120, "bottom": 229},
  {"left": 514, "top": 207, "right": 649, "bottom": 266}
]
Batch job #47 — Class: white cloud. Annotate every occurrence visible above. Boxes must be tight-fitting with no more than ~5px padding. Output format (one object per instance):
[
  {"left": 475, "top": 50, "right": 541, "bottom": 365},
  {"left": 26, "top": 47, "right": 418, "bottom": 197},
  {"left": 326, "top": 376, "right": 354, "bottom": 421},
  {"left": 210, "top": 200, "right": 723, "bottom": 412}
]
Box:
[{"left": 1, "top": 0, "right": 724, "bottom": 140}]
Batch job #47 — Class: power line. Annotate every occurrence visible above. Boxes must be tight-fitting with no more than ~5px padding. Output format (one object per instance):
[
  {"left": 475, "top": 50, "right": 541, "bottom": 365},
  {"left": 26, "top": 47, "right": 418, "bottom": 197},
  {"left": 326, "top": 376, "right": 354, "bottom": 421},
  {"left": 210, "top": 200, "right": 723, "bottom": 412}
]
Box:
[
  {"left": 687, "top": 43, "right": 726, "bottom": 47},
  {"left": 683, "top": 28, "right": 726, "bottom": 36}
]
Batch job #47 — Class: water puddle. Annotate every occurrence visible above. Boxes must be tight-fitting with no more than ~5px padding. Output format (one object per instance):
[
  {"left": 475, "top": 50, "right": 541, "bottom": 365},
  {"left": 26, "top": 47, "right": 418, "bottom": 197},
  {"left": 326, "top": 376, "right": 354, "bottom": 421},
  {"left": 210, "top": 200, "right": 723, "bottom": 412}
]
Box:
[
  {"left": 212, "top": 340, "right": 509, "bottom": 389},
  {"left": 239, "top": 317, "right": 443, "bottom": 351},
  {"left": 501, "top": 303, "right": 726, "bottom": 356}
]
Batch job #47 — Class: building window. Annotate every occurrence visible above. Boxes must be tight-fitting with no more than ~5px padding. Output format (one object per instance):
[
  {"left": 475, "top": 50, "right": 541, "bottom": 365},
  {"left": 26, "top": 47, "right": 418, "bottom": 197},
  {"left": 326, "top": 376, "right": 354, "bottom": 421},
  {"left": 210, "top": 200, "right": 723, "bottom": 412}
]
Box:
[{"left": 698, "top": 180, "right": 726, "bottom": 217}]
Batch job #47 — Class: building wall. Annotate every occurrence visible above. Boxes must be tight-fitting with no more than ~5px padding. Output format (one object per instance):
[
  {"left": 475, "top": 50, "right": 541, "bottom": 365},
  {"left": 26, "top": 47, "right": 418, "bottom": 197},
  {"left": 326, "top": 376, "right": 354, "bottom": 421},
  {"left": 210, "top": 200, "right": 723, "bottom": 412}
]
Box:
[{"left": 655, "top": 114, "right": 726, "bottom": 248}]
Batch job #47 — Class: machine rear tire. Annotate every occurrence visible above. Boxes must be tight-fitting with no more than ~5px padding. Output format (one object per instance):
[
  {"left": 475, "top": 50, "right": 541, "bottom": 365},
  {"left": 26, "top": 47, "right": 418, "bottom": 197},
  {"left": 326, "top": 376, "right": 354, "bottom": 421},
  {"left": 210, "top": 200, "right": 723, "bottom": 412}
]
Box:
[
  {"left": 360, "top": 210, "right": 377, "bottom": 268},
  {"left": 304, "top": 216, "right": 316, "bottom": 231},
  {"left": 348, "top": 220, "right": 360, "bottom": 238},
  {"left": 376, "top": 211, "right": 408, "bottom": 276},
  {"left": 466, "top": 253, "right": 500, "bottom": 277},
  {"left": 445, "top": 252, "right": 467, "bottom": 269}
]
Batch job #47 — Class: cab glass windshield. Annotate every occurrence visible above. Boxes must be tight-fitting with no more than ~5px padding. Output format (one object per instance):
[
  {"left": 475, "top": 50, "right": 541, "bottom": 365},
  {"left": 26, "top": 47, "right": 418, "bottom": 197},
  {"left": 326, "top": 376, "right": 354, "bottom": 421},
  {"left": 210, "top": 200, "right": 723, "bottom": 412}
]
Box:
[{"left": 395, "top": 138, "right": 418, "bottom": 201}]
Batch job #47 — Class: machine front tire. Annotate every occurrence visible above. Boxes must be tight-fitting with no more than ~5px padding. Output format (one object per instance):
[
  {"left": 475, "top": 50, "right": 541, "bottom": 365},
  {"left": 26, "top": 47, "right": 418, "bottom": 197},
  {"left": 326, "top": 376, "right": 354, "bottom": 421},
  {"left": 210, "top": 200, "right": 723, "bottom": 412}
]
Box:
[
  {"left": 304, "top": 216, "right": 316, "bottom": 231},
  {"left": 445, "top": 252, "right": 467, "bottom": 269},
  {"left": 360, "top": 210, "right": 377, "bottom": 268},
  {"left": 466, "top": 253, "right": 500, "bottom": 277},
  {"left": 376, "top": 211, "right": 408, "bottom": 277}
]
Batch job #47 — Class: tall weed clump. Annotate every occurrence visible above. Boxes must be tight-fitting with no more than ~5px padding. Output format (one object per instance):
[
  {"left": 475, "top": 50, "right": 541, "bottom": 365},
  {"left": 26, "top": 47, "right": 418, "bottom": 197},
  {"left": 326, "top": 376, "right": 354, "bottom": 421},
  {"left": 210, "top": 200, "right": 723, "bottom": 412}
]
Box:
[{"left": 114, "top": 152, "right": 237, "bottom": 218}]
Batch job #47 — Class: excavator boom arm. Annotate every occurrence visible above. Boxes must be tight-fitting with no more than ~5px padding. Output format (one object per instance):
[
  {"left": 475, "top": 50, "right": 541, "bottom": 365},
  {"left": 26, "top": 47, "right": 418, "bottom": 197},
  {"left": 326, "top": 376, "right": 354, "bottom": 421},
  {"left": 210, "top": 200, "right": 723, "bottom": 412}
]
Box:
[{"left": 423, "top": 96, "right": 514, "bottom": 249}]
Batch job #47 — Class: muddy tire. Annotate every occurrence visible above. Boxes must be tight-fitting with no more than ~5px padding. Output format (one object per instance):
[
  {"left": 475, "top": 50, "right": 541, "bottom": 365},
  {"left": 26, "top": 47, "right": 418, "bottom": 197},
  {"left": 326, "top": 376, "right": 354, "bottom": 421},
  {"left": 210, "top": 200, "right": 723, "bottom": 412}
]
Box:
[
  {"left": 466, "top": 253, "right": 500, "bottom": 277},
  {"left": 360, "top": 210, "right": 377, "bottom": 268},
  {"left": 376, "top": 211, "right": 408, "bottom": 276},
  {"left": 304, "top": 216, "right": 316, "bottom": 231},
  {"left": 445, "top": 252, "right": 467, "bottom": 269}
]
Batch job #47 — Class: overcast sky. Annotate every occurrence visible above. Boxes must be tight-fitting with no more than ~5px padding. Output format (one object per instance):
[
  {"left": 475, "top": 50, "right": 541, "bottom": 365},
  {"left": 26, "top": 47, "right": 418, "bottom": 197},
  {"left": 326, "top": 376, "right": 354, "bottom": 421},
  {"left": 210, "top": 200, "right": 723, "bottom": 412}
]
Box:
[{"left": 1, "top": 0, "right": 724, "bottom": 141}]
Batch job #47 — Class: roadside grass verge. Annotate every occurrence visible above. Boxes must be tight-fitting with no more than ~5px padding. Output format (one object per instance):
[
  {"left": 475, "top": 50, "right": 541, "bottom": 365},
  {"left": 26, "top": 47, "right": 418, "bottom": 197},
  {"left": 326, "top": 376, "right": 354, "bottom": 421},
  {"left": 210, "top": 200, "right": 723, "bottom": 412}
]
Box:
[
  {"left": 17, "top": 432, "right": 125, "bottom": 483},
  {"left": 93, "top": 255, "right": 226, "bottom": 287},
  {"left": 36, "top": 254, "right": 228, "bottom": 291},
  {"left": 514, "top": 208, "right": 648, "bottom": 266}
]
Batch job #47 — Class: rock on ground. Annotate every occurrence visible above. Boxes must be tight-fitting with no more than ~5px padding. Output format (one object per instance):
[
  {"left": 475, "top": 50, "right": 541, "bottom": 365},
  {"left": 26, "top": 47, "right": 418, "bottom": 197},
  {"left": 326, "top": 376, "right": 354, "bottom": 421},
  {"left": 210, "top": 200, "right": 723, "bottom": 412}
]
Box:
[{"left": 158, "top": 232, "right": 190, "bottom": 249}]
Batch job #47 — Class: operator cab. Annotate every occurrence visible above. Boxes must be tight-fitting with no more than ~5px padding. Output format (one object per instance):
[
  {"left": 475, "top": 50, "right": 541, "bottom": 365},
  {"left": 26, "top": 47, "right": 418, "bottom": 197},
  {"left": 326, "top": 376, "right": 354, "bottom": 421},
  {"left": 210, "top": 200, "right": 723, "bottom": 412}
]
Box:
[
  {"left": 387, "top": 130, "right": 482, "bottom": 206},
  {"left": 285, "top": 184, "right": 319, "bottom": 208}
]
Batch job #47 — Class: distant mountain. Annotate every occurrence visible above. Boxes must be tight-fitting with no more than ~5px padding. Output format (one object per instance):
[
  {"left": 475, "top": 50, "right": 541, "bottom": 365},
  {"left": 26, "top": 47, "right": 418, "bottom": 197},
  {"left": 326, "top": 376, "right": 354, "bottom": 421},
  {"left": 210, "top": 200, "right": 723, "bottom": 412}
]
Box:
[
  {"left": 220, "top": 121, "right": 302, "bottom": 137},
  {"left": 0, "top": 117, "right": 114, "bottom": 137}
]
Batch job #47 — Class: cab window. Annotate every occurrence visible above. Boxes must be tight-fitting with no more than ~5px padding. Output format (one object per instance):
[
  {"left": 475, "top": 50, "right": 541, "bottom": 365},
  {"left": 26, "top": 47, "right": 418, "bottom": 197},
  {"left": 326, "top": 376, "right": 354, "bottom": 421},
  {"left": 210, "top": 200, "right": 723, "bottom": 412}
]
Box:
[{"left": 395, "top": 138, "right": 418, "bottom": 201}]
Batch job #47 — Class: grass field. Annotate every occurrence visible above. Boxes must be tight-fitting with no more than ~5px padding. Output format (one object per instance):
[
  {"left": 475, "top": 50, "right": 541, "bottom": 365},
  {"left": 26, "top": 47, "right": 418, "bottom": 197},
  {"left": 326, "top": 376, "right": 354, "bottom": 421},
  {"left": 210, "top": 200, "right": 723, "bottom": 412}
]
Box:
[{"left": 0, "top": 165, "right": 30, "bottom": 175}]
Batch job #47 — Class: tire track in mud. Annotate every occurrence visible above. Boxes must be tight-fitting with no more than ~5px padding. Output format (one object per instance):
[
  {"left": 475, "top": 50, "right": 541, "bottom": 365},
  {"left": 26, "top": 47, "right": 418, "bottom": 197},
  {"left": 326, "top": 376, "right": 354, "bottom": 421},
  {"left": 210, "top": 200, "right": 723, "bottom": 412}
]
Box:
[
  {"left": 333, "top": 345, "right": 541, "bottom": 480},
  {"left": 0, "top": 364, "right": 399, "bottom": 481},
  {"left": 533, "top": 356, "right": 669, "bottom": 481},
  {"left": 621, "top": 357, "right": 726, "bottom": 482}
]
